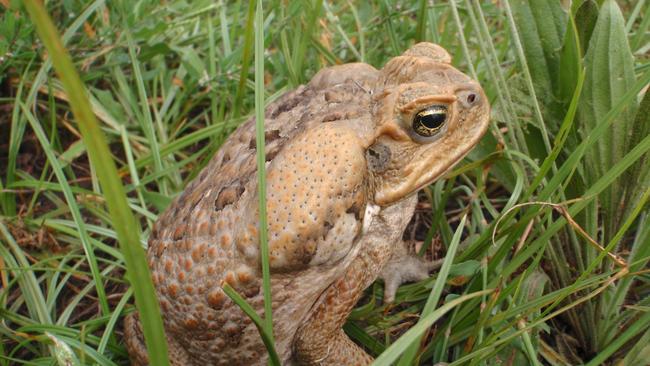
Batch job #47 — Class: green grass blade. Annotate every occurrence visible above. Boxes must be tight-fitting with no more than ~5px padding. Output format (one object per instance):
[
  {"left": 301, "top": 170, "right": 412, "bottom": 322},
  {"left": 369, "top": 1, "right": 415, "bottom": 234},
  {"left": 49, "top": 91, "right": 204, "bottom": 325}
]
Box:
[
  {"left": 372, "top": 290, "right": 492, "bottom": 366},
  {"left": 621, "top": 88, "right": 650, "bottom": 221},
  {"left": 621, "top": 327, "right": 650, "bottom": 365},
  {"left": 21, "top": 103, "right": 110, "bottom": 316},
  {"left": 537, "top": 68, "right": 650, "bottom": 201},
  {"left": 0, "top": 223, "right": 51, "bottom": 325},
  {"left": 585, "top": 309, "right": 650, "bottom": 366},
  {"left": 218, "top": 0, "right": 232, "bottom": 56},
  {"left": 222, "top": 284, "right": 280, "bottom": 365},
  {"left": 503, "top": 0, "right": 553, "bottom": 156},
  {"left": 540, "top": 188, "right": 648, "bottom": 337},
  {"left": 279, "top": 12, "right": 300, "bottom": 87},
  {"left": 3, "top": 78, "right": 26, "bottom": 216},
  {"left": 558, "top": 9, "right": 583, "bottom": 105},
  {"left": 415, "top": 0, "right": 428, "bottom": 42},
  {"left": 451, "top": 272, "right": 622, "bottom": 365},
  {"left": 607, "top": 197, "right": 650, "bottom": 319},
  {"left": 578, "top": 0, "right": 637, "bottom": 237},
  {"left": 397, "top": 215, "right": 468, "bottom": 365},
  {"left": 22, "top": 2, "right": 170, "bottom": 365},
  {"left": 380, "top": 0, "right": 400, "bottom": 56},
  {"left": 625, "top": 0, "right": 645, "bottom": 33},
  {"left": 234, "top": 0, "right": 256, "bottom": 117},
  {"left": 509, "top": 0, "right": 566, "bottom": 108},
  {"left": 98, "top": 288, "right": 133, "bottom": 354},
  {"left": 293, "top": 0, "right": 323, "bottom": 83},
  {"left": 575, "top": 0, "right": 599, "bottom": 57},
  {"left": 343, "top": 322, "right": 385, "bottom": 356},
  {"left": 255, "top": 0, "right": 276, "bottom": 355},
  {"left": 467, "top": 0, "right": 528, "bottom": 160},
  {"left": 125, "top": 32, "right": 167, "bottom": 196},
  {"left": 507, "top": 130, "right": 650, "bottom": 286},
  {"left": 630, "top": 1, "right": 650, "bottom": 51},
  {"left": 346, "top": 0, "right": 365, "bottom": 62},
  {"left": 323, "top": 1, "right": 362, "bottom": 61},
  {"left": 526, "top": 69, "right": 585, "bottom": 199},
  {"left": 46, "top": 332, "right": 81, "bottom": 366}
]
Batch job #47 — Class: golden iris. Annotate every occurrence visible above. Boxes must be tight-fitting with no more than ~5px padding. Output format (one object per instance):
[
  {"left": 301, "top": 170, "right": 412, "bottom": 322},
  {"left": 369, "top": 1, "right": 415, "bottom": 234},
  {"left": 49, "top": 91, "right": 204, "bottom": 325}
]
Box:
[{"left": 413, "top": 105, "right": 447, "bottom": 137}]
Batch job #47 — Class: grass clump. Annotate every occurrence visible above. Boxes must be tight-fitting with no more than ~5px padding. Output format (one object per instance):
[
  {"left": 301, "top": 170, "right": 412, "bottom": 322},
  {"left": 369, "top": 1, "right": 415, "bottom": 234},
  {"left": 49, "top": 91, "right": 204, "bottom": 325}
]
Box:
[{"left": 0, "top": 0, "right": 648, "bottom": 365}]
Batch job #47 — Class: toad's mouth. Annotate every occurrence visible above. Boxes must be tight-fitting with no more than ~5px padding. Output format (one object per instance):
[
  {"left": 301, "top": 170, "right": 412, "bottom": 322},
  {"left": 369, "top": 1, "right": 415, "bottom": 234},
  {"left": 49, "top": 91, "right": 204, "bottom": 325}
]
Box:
[
  {"left": 373, "top": 137, "right": 481, "bottom": 206},
  {"left": 410, "top": 149, "right": 473, "bottom": 194},
  {"left": 375, "top": 163, "right": 462, "bottom": 206}
]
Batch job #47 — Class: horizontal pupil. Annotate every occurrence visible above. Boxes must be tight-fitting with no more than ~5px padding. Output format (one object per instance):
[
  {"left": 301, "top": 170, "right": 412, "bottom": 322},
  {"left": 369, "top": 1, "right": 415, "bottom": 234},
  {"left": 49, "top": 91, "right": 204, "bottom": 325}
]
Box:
[
  {"left": 412, "top": 106, "right": 447, "bottom": 137},
  {"left": 420, "top": 113, "right": 445, "bottom": 129}
]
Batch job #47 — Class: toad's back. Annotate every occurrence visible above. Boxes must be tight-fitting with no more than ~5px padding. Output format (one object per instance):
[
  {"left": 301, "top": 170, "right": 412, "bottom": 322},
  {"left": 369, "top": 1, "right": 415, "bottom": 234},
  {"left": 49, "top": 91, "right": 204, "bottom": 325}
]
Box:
[{"left": 125, "top": 76, "right": 377, "bottom": 365}]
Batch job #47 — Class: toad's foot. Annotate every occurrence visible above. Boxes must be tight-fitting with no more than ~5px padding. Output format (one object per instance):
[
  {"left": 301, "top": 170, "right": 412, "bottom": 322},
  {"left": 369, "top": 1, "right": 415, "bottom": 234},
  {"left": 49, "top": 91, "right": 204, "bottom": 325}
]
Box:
[{"left": 378, "top": 242, "right": 443, "bottom": 303}]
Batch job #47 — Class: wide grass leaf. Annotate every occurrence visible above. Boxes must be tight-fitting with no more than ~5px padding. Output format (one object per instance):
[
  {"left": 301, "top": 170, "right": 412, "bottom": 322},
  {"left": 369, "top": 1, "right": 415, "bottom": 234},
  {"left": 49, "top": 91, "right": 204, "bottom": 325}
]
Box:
[
  {"left": 577, "top": 0, "right": 637, "bottom": 240},
  {"left": 574, "top": 0, "right": 599, "bottom": 57},
  {"left": 621, "top": 90, "right": 650, "bottom": 221},
  {"left": 46, "top": 332, "right": 81, "bottom": 366},
  {"left": 558, "top": 13, "right": 582, "bottom": 106},
  {"left": 511, "top": 0, "right": 567, "bottom": 125}
]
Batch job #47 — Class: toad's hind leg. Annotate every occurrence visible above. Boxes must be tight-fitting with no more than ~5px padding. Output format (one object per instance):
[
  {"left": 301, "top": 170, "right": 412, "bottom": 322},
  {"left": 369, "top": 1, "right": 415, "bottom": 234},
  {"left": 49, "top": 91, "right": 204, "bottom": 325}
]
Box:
[
  {"left": 292, "top": 195, "right": 417, "bottom": 365},
  {"left": 293, "top": 255, "right": 376, "bottom": 365},
  {"left": 124, "top": 313, "right": 193, "bottom": 366}
]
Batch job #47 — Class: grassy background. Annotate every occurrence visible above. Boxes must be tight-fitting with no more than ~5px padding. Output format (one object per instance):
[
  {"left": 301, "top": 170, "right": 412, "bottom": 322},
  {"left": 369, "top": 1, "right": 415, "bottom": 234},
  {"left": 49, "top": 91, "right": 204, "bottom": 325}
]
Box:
[{"left": 1, "top": 0, "right": 649, "bottom": 365}]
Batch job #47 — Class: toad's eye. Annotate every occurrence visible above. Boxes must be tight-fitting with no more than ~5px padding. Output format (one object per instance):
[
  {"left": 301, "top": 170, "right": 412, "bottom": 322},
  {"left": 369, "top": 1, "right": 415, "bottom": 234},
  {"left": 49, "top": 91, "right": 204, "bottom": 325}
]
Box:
[{"left": 412, "top": 105, "right": 448, "bottom": 137}]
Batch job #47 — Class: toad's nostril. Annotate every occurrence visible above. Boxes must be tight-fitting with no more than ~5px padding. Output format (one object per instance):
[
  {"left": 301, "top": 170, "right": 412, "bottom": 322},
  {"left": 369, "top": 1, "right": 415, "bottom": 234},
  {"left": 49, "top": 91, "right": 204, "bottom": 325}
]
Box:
[{"left": 458, "top": 90, "right": 480, "bottom": 108}]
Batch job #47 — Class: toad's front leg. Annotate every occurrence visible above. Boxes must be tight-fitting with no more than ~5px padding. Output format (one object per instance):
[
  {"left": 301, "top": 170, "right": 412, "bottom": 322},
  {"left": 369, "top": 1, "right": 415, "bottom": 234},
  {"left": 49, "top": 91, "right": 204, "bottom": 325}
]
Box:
[
  {"left": 292, "top": 254, "right": 377, "bottom": 366},
  {"left": 379, "top": 241, "right": 443, "bottom": 303},
  {"left": 293, "top": 195, "right": 417, "bottom": 365}
]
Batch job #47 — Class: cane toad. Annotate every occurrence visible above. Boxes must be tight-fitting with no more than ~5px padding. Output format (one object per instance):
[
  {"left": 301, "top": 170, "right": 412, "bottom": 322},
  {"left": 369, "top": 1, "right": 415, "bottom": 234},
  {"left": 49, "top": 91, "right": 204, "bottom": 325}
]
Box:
[{"left": 125, "top": 42, "right": 490, "bottom": 365}]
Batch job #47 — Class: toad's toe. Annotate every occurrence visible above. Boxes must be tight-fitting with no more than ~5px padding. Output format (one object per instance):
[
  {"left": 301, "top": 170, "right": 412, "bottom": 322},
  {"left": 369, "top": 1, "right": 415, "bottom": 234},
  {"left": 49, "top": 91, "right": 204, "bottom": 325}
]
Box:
[{"left": 378, "top": 244, "right": 443, "bottom": 303}]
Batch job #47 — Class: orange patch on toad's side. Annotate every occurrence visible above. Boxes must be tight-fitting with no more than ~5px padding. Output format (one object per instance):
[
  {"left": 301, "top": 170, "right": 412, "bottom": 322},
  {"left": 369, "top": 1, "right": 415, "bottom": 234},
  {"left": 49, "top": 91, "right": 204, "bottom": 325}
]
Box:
[
  {"left": 173, "top": 224, "right": 186, "bottom": 240},
  {"left": 207, "top": 289, "right": 225, "bottom": 308},
  {"left": 237, "top": 268, "right": 253, "bottom": 283},
  {"left": 183, "top": 258, "right": 193, "bottom": 271},
  {"left": 219, "top": 234, "right": 231, "bottom": 249},
  {"left": 207, "top": 265, "right": 217, "bottom": 275},
  {"left": 185, "top": 285, "right": 195, "bottom": 295},
  {"left": 184, "top": 317, "right": 199, "bottom": 329},
  {"left": 164, "top": 259, "right": 173, "bottom": 273},
  {"left": 191, "top": 243, "right": 206, "bottom": 262},
  {"left": 197, "top": 221, "right": 209, "bottom": 236},
  {"left": 208, "top": 246, "right": 219, "bottom": 258},
  {"left": 223, "top": 271, "right": 237, "bottom": 287},
  {"left": 168, "top": 283, "right": 179, "bottom": 298}
]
